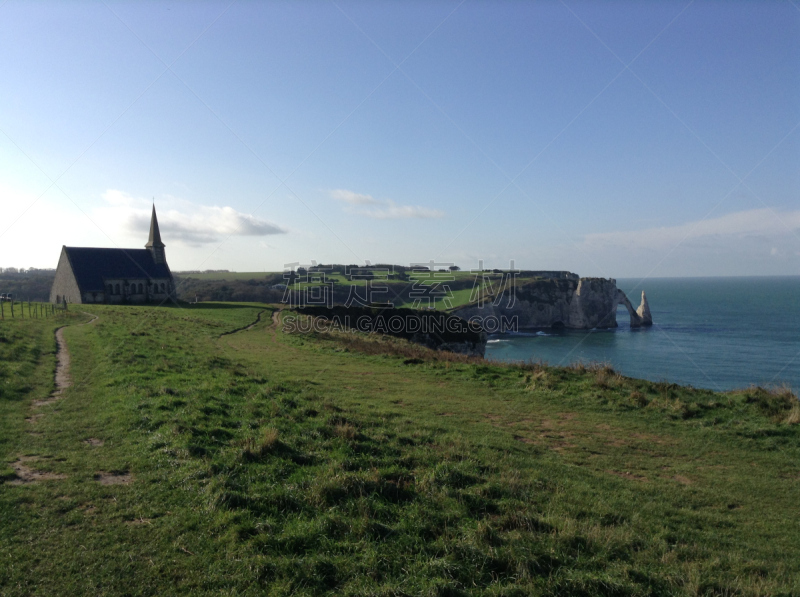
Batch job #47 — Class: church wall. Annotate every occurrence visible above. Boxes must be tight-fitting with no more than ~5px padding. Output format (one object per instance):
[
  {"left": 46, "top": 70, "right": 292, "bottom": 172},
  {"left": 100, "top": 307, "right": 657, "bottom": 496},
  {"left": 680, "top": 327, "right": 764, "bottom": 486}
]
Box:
[
  {"left": 147, "top": 277, "right": 174, "bottom": 303},
  {"left": 82, "top": 291, "right": 106, "bottom": 304},
  {"left": 50, "top": 247, "right": 83, "bottom": 304},
  {"left": 102, "top": 277, "right": 173, "bottom": 304}
]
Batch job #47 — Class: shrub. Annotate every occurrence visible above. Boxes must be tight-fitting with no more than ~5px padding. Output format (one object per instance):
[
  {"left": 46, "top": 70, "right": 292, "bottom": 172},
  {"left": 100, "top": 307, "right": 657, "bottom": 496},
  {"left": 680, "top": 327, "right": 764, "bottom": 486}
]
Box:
[
  {"left": 333, "top": 423, "right": 357, "bottom": 440},
  {"left": 240, "top": 427, "right": 280, "bottom": 459},
  {"left": 629, "top": 390, "right": 648, "bottom": 407},
  {"left": 260, "top": 427, "right": 280, "bottom": 452},
  {"left": 745, "top": 385, "right": 799, "bottom": 422},
  {"left": 785, "top": 402, "right": 800, "bottom": 425}
]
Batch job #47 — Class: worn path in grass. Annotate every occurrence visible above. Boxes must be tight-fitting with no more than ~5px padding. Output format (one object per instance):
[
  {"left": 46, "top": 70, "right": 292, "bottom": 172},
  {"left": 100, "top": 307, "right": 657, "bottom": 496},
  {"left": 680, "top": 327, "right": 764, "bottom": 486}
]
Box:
[
  {"left": 218, "top": 309, "right": 265, "bottom": 337},
  {"left": 12, "top": 312, "right": 99, "bottom": 484},
  {"left": 1, "top": 304, "right": 268, "bottom": 595},
  {"left": 30, "top": 313, "right": 98, "bottom": 410}
]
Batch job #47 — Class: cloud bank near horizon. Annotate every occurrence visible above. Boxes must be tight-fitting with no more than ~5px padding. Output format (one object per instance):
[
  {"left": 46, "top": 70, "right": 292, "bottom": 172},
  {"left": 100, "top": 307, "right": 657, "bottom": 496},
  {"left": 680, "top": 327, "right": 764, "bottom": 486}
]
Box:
[{"left": 585, "top": 208, "right": 800, "bottom": 251}]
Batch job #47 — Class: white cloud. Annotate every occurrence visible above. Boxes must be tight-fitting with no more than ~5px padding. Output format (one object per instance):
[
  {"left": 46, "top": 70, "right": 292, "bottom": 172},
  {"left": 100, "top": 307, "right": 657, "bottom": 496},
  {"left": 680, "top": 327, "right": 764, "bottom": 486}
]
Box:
[
  {"left": 330, "top": 189, "right": 381, "bottom": 206},
  {"left": 358, "top": 204, "right": 446, "bottom": 219},
  {"left": 101, "top": 190, "right": 287, "bottom": 245},
  {"left": 330, "top": 188, "right": 445, "bottom": 220},
  {"left": 585, "top": 208, "right": 800, "bottom": 250}
]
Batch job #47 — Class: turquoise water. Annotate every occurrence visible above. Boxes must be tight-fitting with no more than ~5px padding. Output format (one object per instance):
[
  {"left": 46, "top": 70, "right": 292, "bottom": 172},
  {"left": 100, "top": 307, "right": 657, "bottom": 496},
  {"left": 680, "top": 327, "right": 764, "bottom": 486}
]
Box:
[{"left": 485, "top": 277, "right": 800, "bottom": 392}]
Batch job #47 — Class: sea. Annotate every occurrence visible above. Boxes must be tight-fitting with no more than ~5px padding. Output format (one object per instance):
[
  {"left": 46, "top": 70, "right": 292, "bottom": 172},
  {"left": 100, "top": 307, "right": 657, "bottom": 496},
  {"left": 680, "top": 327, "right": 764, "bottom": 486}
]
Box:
[{"left": 484, "top": 276, "right": 800, "bottom": 392}]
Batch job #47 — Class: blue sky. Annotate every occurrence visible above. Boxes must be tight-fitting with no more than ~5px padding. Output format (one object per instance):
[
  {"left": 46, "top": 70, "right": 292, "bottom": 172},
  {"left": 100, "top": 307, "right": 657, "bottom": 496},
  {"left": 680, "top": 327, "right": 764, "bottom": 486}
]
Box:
[{"left": 1, "top": 0, "right": 798, "bottom": 277}]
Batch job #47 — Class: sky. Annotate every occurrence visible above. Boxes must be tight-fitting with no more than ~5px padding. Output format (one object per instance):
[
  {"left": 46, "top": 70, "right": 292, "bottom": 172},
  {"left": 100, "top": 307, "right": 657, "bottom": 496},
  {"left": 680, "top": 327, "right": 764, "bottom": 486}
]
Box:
[{"left": 1, "top": 0, "right": 798, "bottom": 278}]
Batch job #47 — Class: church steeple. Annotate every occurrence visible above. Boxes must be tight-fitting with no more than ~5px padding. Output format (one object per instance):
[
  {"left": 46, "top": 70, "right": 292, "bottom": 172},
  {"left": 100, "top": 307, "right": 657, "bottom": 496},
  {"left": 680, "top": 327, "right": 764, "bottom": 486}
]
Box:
[{"left": 145, "top": 204, "right": 166, "bottom": 265}]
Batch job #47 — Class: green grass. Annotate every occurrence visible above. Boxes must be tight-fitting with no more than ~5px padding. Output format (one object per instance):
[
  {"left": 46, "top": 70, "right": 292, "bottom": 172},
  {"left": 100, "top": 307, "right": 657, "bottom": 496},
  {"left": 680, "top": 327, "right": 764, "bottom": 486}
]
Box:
[
  {"left": 177, "top": 272, "right": 406, "bottom": 283},
  {"left": 395, "top": 284, "right": 486, "bottom": 310},
  {"left": 174, "top": 270, "right": 480, "bottom": 282},
  {"left": 173, "top": 270, "right": 516, "bottom": 310},
  {"left": 1, "top": 304, "right": 799, "bottom": 595},
  {"left": 174, "top": 271, "right": 275, "bottom": 281}
]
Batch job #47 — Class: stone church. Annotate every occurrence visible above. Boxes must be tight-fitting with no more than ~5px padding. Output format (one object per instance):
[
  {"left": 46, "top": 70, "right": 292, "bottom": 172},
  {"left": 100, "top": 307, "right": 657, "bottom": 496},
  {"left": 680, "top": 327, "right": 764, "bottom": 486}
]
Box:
[{"left": 50, "top": 205, "right": 176, "bottom": 304}]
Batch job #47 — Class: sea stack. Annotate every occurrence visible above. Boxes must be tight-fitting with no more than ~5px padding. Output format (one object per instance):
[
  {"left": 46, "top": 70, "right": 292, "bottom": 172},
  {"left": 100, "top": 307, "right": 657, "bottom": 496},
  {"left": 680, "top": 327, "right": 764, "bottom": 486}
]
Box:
[{"left": 636, "top": 291, "right": 653, "bottom": 326}]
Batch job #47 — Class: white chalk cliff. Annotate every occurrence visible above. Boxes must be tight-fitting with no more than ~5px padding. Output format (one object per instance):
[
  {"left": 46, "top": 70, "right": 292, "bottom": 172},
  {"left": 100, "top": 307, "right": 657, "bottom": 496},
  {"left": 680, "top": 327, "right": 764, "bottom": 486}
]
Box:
[{"left": 454, "top": 277, "right": 653, "bottom": 330}]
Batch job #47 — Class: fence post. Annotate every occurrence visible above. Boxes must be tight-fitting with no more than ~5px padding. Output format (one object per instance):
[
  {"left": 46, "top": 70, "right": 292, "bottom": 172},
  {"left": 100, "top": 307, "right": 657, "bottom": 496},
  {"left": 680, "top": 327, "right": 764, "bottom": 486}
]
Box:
[{"left": 10, "top": 301, "right": 13, "bottom": 318}]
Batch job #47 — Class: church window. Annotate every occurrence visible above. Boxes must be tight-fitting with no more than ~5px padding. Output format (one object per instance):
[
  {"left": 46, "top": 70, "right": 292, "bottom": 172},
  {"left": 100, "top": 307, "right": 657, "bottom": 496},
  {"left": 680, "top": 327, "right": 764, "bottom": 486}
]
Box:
[{"left": 161, "top": 283, "right": 165, "bottom": 293}]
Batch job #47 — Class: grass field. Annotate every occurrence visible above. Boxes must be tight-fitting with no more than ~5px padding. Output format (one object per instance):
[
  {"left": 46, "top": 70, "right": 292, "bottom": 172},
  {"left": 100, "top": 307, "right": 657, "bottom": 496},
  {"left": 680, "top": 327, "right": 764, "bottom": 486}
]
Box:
[
  {"left": 175, "top": 271, "right": 277, "bottom": 281},
  {"left": 174, "top": 270, "right": 483, "bottom": 282},
  {"left": 174, "top": 270, "right": 496, "bottom": 311},
  {"left": 1, "top": 303, "right": 799, "bottom": 595}
]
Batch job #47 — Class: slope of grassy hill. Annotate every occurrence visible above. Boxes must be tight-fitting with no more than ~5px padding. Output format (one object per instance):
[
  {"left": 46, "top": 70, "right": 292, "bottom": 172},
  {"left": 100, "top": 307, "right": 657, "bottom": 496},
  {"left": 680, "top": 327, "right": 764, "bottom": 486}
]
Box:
[{"left": 1, "top": 304, "right": 798, "bottom": 595}]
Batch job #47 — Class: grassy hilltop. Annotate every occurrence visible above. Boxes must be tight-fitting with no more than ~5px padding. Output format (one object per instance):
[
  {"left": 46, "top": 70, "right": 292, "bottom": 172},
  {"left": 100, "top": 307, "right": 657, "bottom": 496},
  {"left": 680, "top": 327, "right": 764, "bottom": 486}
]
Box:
[
  {"left": 173, "top": 268, "right": 537, "bottom": 309},
  {"left": 1, "top": 304, "right": 799, "bottom": 596}
]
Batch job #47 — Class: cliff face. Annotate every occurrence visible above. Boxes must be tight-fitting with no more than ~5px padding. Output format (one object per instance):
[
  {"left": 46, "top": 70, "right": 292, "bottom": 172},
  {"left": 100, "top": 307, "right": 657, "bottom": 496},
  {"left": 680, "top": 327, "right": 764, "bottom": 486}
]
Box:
[{"left": 453, "top": 277, "right": 652, "bottom": 330}]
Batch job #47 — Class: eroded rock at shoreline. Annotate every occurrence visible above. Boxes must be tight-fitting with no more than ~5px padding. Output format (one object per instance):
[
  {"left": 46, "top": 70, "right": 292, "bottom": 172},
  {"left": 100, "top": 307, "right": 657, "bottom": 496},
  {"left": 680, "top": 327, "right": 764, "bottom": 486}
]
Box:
[{"left": 637, "top": 291, "right": 653, "bottom": 326}]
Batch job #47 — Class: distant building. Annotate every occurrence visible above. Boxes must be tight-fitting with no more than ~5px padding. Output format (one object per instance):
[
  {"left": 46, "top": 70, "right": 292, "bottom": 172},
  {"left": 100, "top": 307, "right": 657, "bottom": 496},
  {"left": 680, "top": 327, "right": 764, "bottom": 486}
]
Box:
[{"left": 49, "top": 205, "right": 176, "bottom": 304}]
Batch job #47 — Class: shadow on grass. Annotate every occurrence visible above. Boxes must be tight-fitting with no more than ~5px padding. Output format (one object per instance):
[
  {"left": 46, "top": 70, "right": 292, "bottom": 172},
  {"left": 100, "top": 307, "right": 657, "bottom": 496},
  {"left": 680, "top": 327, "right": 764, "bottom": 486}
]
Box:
[{"left": 173, "top": 301, "right": 278, "bottom": 310}]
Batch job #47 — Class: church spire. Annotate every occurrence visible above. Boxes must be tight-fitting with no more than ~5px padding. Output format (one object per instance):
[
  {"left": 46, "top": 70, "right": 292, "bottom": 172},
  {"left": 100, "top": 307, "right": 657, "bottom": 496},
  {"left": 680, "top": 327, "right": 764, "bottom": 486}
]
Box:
[{"left": 145, "top": 204, "right": 166, "bottom": 265}]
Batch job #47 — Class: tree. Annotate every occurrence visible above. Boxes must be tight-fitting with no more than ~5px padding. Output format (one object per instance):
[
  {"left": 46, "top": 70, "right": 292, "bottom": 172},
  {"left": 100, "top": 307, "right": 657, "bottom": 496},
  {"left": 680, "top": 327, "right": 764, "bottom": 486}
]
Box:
[{"left": 449, "top": 265, "right": 460, "bottom": 271}]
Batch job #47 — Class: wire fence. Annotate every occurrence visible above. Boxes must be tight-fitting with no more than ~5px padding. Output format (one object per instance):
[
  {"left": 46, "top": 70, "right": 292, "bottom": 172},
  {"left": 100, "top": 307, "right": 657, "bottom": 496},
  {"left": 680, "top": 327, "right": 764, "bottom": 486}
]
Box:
[{"left": 0, "top": 299, "right": 69, "bottom": 320}]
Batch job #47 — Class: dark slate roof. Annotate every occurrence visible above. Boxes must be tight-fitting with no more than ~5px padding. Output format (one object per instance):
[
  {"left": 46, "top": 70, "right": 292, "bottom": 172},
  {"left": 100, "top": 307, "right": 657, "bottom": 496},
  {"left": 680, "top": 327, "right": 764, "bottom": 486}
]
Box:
[{"left": 64, "top": 247, "right": 172, "bottom": 292}]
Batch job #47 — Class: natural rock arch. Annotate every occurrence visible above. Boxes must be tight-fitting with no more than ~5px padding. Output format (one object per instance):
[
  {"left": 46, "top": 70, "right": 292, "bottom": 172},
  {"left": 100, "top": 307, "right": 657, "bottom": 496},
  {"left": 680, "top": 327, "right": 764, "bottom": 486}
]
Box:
[{"left": 615, "top": 290, "right": 653, "bottom": 328}]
